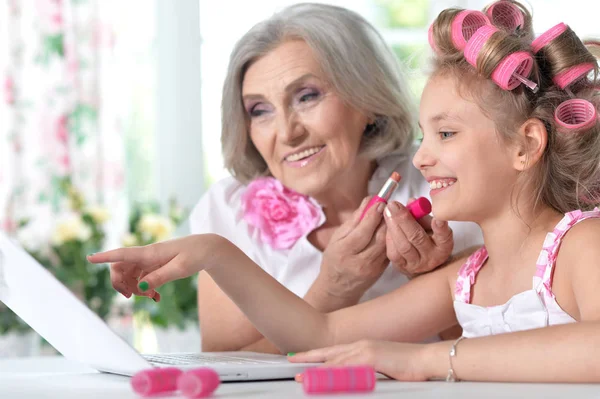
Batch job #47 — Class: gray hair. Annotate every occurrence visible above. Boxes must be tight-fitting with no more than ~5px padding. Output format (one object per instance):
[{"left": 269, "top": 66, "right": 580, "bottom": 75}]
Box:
[{"left": 221, "top": 3, "right": 417, "bottom": 183}]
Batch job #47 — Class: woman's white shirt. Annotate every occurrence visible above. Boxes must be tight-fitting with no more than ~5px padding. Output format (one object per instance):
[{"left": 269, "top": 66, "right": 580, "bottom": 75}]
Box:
[{"left": 190, "top": 147, "right": 482, "bottom": 302}]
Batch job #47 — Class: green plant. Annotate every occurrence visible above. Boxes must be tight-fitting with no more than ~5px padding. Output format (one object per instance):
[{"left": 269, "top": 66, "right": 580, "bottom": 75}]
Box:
[
  {"left": 0, "top": 178, "right": 116, "bottom": 334},
  {"left": 124, "top": 199, "right": 197, "bottom": 330}
]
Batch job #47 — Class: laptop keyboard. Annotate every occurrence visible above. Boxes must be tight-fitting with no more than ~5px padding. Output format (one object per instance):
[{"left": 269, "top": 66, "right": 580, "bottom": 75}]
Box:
[{"left": 143, "top": 353, "right": 282, "bottom": 366}]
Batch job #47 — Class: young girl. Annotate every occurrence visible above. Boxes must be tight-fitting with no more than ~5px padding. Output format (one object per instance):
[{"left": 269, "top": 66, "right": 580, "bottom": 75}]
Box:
[{"left": 89, "top": 0, "right": 600, "bottom": 382}]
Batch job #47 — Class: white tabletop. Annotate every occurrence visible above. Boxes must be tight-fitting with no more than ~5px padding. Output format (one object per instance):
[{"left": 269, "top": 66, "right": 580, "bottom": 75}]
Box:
[{"left": 0, "top": 356, "right": 598, "bottom": 399}]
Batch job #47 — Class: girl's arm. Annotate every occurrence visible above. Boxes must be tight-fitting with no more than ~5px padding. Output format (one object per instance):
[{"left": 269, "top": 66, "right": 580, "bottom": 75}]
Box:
[
  {"left": 292, "top": 221, "right": 600, "bottom": 382},
  {"left": 204, "top": 237, "right": 462, "bottom": 352},
  {"left": 197, "top": 269, "right": 365, "bottom": 353},
  {"left": 89, "top": 234, "right": 464, "bottom": 353},
  {"left": 198, "top": 198, "right": 393, "bottom": 353},
  {"left": 435, "top": 220, "right": 600, "bottom": 382},
  {"left": 423, "top": 321, "right": 600, "bottom": 382}
]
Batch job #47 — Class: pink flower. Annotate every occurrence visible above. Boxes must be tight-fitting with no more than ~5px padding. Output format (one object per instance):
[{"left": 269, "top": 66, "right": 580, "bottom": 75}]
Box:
[
  {"left": 242, "top": 177, "right": 321, "bottom": 250},
  {"left": 55, "top": 115, "right": 69, "bottom": 144},
  {"left": 1, "top": 218, "right": 17, "bottom": 234},
  {"left": 4, "top": 76, "right": 14, "bottom": 105}
]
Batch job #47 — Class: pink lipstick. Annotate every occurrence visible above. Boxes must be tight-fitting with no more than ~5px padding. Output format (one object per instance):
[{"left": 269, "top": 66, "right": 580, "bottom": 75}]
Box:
[{"left": 360, "top": 171, "right": 401, "bottom": 220}]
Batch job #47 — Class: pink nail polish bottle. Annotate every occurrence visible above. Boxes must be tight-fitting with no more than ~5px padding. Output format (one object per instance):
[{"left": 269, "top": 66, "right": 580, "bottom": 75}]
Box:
[
  {"left": 407, "top": 197, "right": 432, "bottom": 220},
  {"left": 131, "top": 367, "right": 183, "bottom": 396},
  {"left": 177, "top": 368, "right": 220, "bottom": 398},
  {"left": 302, "top": 366, "right": 376, "bottom": 394}
]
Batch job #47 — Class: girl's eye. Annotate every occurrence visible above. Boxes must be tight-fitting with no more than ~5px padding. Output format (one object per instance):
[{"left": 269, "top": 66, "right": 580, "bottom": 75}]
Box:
[{"left": 440, "top": 131, "right": 455, "bottom": 140}]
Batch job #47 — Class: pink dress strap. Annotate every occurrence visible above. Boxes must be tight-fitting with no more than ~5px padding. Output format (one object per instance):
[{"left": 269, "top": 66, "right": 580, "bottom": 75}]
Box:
[
  {"left": 454, "top": 247, "right": 488, "bottom": 304},
  {"left": 534, "top": 208, "right": 600, "bottom": 297}
]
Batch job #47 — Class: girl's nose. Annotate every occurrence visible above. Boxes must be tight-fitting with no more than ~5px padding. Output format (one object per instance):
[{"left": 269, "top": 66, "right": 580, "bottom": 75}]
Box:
[{"left": 412, "top": 140, "right": 436, "bottom": 170}]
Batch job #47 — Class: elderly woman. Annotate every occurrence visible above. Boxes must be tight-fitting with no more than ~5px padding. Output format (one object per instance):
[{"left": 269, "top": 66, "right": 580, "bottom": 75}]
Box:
[{"left": 189, "top": 3, "right": 481, "bottom": 352}]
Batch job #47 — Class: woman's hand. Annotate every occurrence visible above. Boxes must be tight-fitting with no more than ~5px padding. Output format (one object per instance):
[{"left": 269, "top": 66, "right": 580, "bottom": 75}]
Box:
[
  {"left": 87, "top": 234, "right": 229, "bottom": 296},
  {"left": 315, "top": 197, "right": 389, "bottom": 303},
  {"left": 384, "top": 199, "right": 454, "bottom": 277},
  {"left": 289, "top": 339, "right": 440, "bottom": 381}
]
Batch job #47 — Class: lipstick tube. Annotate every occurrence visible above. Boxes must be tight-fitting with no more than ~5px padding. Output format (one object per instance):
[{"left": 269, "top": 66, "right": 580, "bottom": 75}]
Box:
[{"left": 360, "top": 171, "right": 401, "bottom": 221}]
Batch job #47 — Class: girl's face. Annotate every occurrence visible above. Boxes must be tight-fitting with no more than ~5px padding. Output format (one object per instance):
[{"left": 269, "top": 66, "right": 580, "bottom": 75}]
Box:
[
  {"left": 242, "top": 40, "right": 370, "bottom": 198},
  {"left": 413, "top": 74, "right": 521, "bottom": 223}
]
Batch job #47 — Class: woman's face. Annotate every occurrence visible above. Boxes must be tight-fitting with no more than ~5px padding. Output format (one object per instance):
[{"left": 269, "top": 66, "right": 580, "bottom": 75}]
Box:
[{"left": 242, "top": 40, "right": 370, "bottom": 197}]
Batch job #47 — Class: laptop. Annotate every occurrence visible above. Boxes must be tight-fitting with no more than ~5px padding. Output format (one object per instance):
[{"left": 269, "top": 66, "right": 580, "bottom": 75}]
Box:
[{"left": 0, "top": 231, "right": 315, "bottom": 380}]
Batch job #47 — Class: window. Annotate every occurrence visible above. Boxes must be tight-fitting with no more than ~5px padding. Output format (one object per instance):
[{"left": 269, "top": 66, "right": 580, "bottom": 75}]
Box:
[{"left": 198, "top": 0, "right": 599, "bottom": 186}]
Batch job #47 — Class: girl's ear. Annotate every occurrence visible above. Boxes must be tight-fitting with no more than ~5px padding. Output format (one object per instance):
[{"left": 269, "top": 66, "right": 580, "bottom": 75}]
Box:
[{"left": 514, "top": 118, "right": 548, "bottom": 171}]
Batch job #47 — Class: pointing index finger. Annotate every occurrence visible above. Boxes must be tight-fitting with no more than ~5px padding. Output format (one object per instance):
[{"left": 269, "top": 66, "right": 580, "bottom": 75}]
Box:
[{"left": 87, "top": 247, "right": 146, "bottom": 265}]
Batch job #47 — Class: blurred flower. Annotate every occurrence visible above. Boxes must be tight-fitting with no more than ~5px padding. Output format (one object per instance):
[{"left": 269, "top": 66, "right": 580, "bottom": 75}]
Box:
[
  {"left": 90, "top": 297, "right": 102, "bottom": 311},
  {"left": 51, "top": 215, "right": 92, "bottom": 245},
  {"left": 4, "top": 76, "right": 14, "bottom": 105},
  {"left": 137, "top": 214, "right": 175, "bottom": 242},
  {"left": 67, "top": 187, "right": 85, "bottom": 211},
  {"left": 122, "top": 233, "right": 138, "bottom": 247},
  {"left": 86, "top": 205, "right": 110, "bottom": 224},
  {"left": 169, "top": 205, "right": 185, "bottom": 225},
  {"left": 5, "top": 179, "right": 117, "bottom": 336},
  {"left": 16, "top": 223, "right": 46, "bottom": 252},
  {"left": 55, "top": 115, "right": 69, "bottom": 144}
]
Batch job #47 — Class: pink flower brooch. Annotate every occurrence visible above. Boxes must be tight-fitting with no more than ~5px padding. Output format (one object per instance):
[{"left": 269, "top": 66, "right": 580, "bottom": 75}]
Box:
[{"left": 241, "top": 177, "right": 321, "bottom": 250}]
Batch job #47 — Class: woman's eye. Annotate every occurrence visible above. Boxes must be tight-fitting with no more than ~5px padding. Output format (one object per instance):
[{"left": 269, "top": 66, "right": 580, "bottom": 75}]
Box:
[
  {"left": 297, "top": 90, "right": 320, "bottom": 103},
  {"left": 248, "top": 104, "right": 269, "bottom": 118},
  {"left": 250, "top": 109, "right": 265, "bottom": 117},
  {"left": 440, "top": 131, "right": 455, "bottom": 139}
]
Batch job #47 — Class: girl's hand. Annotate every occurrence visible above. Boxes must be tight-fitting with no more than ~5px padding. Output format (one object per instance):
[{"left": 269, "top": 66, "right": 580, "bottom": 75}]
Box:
[
  {"left": 289, "top": 339, "right": 438, "bottom": 381},
  {"left": 384, "top": 199, "right": 454, "bottom": 277},
  {"left": 87, "top": 233, "right": 229, "bottom": 296}
]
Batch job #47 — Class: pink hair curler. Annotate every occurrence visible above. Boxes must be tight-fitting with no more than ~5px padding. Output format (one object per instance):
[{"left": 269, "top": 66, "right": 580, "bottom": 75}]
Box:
[
  {"left": 428, "top": 23, "right": 438, "bottom": 53},
  {"left": 464, "top": 25, "right": 538, "bottom": 92},
  {"left": 451, "top": 10, "right": 490, "bottom": 51},
  {"left": 554, "top": 99, "right": 597, "bottom": 132},
  {"left": 486, "top": 0, "right": 525, "bottom": 33},
  {"left": 428, "top": 10, "right": 489, "bottom": 53},
  {"left": 553, "top": 63, "right": 595, "bottom": 90},
  {"left": 531, "top": 24, "right": 594, "bottom": 91},
  {"left": 177, "top": 368, "right": 220, "bottom": 398},
  {"left": 407, "top": 197, "right": 432, "bottom": 220},
  {"left": 131, "top": 367, "right": 183, "bottom": 397},
  {"left": 302, "top": 366, "right": 376, "bottom": 394},
  {"left": 531, "top": 22, "right": 567, "bottom": 54}
]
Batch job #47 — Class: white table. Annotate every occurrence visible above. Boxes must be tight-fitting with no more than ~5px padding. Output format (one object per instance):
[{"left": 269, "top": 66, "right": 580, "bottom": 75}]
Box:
[{"left": 0, "top": 357, "right": 597, "bottom": 398}]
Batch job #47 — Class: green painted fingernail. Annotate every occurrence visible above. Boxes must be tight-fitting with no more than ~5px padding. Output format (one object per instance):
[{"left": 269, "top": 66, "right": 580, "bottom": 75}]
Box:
[
  {"left": 138, "top": 281, "right": 149, "bottom": 292},
  {"left": 287, "top": 352, "right": 296, "bottom": 357}
]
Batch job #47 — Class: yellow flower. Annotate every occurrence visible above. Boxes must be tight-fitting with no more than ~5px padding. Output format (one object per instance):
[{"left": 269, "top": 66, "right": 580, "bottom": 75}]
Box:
[
  {"left": 122, "top": 233, "right": 138, "bottom": 247},
  {"left": 86, "top": 205, "right": 111, "bottom": 224},
  {"left": 51, "top": 216, "right": 92, "bottom": 246},
  {"left": 137, "top": 214, "right": 175, "bottom": 242}
]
